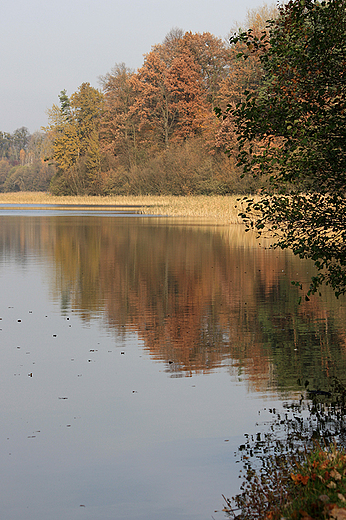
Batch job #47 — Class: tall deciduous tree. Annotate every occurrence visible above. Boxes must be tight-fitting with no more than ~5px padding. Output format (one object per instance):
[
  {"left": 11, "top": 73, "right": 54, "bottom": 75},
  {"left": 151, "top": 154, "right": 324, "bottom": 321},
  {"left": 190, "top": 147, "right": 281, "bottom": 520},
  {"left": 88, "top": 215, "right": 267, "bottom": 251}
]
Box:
[
  {"left": 131, "top": 45, "right": 209, "bottom": 147},
  {"left": 46, "top": 83, "right": 104, "bottom": 195},
  {"left": 223, "top": 0, "right": 346, "bottom": 297},
  {"left": 100, "top": 63, "right": 139, "bottom": 168},
  {"left": 180, "top": 31, "right": 232, "bottom": 110}
]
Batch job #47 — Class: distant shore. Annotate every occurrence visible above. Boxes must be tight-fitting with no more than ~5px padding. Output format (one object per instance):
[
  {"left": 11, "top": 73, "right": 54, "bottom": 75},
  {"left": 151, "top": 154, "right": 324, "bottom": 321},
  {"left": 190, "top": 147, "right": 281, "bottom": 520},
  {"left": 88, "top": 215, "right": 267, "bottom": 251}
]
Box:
[{"left": 0, "top": 192, "right": 247, "bottom": 224}]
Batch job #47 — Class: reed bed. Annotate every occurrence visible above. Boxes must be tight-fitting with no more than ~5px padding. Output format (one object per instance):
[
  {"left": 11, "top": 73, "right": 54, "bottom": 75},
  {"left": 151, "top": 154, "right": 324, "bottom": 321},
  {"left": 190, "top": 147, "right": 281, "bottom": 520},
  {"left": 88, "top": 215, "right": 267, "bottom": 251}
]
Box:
[{"left": 0, "top": 192, "right": 250, "bottom": 223}]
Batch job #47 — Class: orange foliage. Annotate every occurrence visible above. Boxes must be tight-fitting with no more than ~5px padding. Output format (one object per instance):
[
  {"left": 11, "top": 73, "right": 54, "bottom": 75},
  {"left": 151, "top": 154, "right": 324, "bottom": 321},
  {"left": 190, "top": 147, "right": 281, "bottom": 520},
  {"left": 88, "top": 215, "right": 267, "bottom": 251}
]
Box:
[
  {"left": 101, "top": 31, "right": 238, "bottom": 158},
  {"left": 291, "top": 473, "right": 310, "bottom": 486},
  {"left": 130, "top": 47, "right": 211, "bottom": 147}
]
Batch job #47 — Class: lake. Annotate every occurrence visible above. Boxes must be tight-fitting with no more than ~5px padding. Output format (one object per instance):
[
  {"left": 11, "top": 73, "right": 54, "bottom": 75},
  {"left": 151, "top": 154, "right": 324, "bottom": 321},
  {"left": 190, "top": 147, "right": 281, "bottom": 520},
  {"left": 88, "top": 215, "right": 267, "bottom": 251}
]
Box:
[{"left": 0, "top": 207, "right": 346, "bottom": 520}]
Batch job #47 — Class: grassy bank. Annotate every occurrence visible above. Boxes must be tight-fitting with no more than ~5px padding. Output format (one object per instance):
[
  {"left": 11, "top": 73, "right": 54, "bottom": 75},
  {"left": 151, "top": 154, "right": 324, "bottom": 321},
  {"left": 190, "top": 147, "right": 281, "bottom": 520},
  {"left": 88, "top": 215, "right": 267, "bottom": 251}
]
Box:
[{"left": 0, "top": 192, "right": 248, "bottom": 223}]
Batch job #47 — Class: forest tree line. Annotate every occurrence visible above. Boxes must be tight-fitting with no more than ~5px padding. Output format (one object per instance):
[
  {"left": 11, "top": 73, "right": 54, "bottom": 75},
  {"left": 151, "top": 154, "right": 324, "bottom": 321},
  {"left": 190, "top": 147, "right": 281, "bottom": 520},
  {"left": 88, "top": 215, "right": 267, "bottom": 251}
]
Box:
[
  {"left": 0, "top": 4, "right": 276, "bottom": 196},
  {"left": 0, "top": 127, "right": 55, "bottom": 192}
]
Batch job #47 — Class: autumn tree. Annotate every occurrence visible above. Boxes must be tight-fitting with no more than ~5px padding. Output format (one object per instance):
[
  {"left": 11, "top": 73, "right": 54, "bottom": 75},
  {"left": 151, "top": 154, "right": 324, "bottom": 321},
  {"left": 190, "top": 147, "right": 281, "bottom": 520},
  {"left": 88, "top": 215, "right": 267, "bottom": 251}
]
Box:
[
  {"left": 125, "top": 30, "right": 236, "bottom": 149},
  {"left": 100, "top": 63, "right": 139, "bottom": 169},
  {"left": 179, "top": 31, "right": 232, "bottom": 110},
  {"left": 244, "top": 2, "right": 279, "bottom": 33},
  {"left": 130, "top": 43, "right": 210, "bottom": 147},
  {"left": 47, "top": 83, "right": 104, "bottom": 195},
  {"left": 223, "top": 0, "right": 346, "bottom": 297}
]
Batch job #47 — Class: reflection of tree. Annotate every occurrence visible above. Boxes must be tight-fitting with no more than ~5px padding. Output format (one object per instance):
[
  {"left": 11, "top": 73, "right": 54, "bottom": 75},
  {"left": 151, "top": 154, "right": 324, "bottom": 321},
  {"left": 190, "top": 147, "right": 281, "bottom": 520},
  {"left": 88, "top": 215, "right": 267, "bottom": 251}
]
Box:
[{"left": 0, "top": 216, "right": 345, "bottom": 392}]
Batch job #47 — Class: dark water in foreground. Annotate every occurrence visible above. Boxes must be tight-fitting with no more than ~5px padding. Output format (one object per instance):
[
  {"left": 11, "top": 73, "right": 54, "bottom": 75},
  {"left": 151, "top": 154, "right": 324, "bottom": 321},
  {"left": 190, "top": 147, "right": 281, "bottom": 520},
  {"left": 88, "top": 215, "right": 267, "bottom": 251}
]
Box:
[{"left": 0, "top": 209, "right": 346, "bottom": 520}]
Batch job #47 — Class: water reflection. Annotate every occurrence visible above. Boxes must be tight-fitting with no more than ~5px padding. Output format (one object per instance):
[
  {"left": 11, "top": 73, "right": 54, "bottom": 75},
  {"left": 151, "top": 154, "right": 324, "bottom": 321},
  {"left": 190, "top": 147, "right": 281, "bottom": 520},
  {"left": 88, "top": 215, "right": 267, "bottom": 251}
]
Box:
[{"left": 1, "top": 214, "right": 345, "bottom": 394}]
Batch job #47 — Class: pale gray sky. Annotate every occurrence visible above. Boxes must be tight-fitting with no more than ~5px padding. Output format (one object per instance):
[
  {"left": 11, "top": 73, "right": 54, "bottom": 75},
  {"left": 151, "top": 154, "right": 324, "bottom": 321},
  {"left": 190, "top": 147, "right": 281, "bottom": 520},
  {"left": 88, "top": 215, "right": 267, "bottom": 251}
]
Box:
[{"left": 1, "top": 0, "right": 269, "bottom": 134}]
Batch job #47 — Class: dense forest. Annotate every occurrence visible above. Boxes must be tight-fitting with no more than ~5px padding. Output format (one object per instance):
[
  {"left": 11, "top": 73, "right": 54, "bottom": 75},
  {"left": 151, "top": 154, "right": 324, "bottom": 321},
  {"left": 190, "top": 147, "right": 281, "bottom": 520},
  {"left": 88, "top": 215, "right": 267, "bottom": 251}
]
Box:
[
  {"left": 0, "top": 5, "right": 276, "bottom": 196},
  {"left": 0, "top": 128, "right": 55, "bottom": 192}
]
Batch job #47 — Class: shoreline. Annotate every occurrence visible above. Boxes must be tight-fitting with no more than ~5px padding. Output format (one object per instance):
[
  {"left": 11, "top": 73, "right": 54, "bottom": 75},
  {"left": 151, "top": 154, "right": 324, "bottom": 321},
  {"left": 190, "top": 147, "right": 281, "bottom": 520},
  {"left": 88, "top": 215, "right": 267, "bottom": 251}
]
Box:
[{"left": 0, "top": 192, "right": 247, "bottom": 224}]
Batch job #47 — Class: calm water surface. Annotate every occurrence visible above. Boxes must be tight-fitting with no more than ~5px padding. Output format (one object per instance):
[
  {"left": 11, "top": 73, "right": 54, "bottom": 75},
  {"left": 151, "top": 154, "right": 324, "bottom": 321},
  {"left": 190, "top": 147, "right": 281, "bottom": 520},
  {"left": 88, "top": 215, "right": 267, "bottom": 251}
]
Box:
[{"left": 0, "top": 209, "right": 346, "bottom": 520}]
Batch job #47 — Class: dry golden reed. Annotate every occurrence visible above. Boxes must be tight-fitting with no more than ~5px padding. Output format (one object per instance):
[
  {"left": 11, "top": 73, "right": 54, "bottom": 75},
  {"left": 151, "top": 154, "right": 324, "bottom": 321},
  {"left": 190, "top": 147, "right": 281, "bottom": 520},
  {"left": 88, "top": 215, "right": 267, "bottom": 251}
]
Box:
[{"left": 0, "top": 192, "right": 250, "bottom": 223}]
